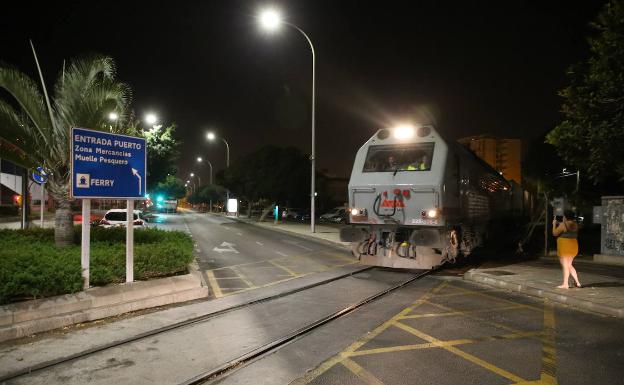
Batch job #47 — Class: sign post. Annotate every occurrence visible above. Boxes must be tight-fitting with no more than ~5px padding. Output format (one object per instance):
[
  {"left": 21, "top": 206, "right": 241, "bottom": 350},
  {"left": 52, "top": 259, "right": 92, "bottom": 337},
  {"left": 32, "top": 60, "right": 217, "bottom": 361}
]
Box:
[
  {"left": 81, "top": 199, "right": 90, "bottom": 289},
  {"left": 71, "top": 127, "right": 146, "bottom": 287},
  {"left": 32, "top": 166, "right": 48, "bottom": 228}
]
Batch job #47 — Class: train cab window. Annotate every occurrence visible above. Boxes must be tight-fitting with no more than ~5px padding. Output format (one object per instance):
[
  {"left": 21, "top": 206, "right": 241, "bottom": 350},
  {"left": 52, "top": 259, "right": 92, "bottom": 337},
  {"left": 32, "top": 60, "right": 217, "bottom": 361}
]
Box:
[{"left": 363, "top": 143, "right": 435, "bottom": 172}]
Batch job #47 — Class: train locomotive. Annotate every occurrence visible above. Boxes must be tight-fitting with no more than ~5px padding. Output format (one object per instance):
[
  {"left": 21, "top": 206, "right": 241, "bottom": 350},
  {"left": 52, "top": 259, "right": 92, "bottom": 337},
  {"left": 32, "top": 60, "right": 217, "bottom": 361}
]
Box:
[{"left": 340, "top": 125, "right": 512, "bottom": 269}]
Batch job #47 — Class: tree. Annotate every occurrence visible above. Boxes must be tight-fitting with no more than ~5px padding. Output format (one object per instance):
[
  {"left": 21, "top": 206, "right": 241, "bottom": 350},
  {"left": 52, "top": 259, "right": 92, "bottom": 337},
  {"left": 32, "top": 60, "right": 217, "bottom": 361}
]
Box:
[
  {"left": 140, "top": 124, "right": 180, "bottom": 192},
  {"left": 547, "top": 0, "right": 624, "bottom": 185},
  {"left": 188, "top": 184, "right": 227, "bottom": 205},
  {"left": 0, "top": 54, "right": 131, "bottom": 246},
  {"left": 152, "top": 175, "right": 187, "bottom": 199},
  {"left": 219, "top": 146, "right": 311, "bottom": 207}
]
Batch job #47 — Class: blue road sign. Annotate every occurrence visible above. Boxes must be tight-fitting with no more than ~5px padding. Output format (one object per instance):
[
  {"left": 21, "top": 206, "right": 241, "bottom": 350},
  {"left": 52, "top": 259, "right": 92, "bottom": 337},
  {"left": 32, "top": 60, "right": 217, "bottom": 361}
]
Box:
[
  {"left": 71, "top": 127, "right": 146, "bottom": 199},
  {"left": 32, "top": 166, "right": 48, "bottom": 184}
]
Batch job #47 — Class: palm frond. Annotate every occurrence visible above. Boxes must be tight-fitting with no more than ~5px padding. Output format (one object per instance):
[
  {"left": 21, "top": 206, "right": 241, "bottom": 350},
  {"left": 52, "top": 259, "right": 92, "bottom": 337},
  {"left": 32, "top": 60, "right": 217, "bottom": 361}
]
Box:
[{"left": 0, "top": 64, "right": 54, "bottom": 148}]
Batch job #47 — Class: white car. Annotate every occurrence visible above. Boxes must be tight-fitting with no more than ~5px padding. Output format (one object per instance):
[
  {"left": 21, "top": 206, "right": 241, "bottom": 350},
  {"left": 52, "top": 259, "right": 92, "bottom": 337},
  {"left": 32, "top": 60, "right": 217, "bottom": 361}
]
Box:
[{"left": 99, "top": 209, "right": 149, "bottom": 228}]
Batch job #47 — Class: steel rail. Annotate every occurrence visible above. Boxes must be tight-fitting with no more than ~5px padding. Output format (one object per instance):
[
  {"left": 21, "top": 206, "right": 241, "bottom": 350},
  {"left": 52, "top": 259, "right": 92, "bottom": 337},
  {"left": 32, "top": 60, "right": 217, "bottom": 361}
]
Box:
[
  {"left": 0, "top": 266, "right": 375, "bottom": 383},
  {"left": 179, "top": 268, "right": 433, "bottom": 385}
]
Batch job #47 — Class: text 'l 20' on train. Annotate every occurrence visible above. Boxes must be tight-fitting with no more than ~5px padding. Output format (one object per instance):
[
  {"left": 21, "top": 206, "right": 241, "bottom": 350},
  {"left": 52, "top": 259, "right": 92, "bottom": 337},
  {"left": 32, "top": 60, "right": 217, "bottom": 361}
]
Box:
[{"left": 340, "top": 125, "right": 513, "bottom": 269}]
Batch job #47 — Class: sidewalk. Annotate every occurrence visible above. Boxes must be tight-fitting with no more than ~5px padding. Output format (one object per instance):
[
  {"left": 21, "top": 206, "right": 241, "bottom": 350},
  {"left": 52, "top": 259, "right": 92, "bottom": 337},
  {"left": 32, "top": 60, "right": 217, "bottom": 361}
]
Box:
[
  {"left": 465, "top": 259, "right": 624, "bottom": 318},
  {"left": 226, "top": 214, "right": 351, "bottom": 250}
]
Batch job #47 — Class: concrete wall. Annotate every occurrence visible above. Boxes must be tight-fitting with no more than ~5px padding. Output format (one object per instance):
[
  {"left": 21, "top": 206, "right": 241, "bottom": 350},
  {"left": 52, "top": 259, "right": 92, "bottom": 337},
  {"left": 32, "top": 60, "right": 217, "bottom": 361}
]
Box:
[{"left": 601, "top": 196, "right": 624, "bottom": 256}]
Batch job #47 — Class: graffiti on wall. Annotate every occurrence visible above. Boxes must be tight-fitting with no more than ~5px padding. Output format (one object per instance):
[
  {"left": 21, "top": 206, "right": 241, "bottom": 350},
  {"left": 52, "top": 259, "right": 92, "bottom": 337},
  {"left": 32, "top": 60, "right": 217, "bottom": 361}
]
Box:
[{"left": 603, "top": 197, "right": 624, "bottom": 256}]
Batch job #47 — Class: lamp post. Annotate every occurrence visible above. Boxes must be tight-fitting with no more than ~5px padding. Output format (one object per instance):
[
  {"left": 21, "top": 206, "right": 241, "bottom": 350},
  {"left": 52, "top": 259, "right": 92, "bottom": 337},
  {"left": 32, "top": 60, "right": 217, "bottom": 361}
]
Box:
[
  {"left": 259, "top": 8, "right": 317, "bottom": 233},
  {"left": 206, "top": 132, "right": 229, "bottom": 168},
  {"left": 196, "top": 156, "right": 213, "bottom": 185},
  {"left": 197, "top": 156, "right": 214, "bottom": 212},
  {"left": 207, "top": 132, "right": 231, "bottom": 207},
  {"left": 190, "top": 172, "right": 201, "bottom": 187}
]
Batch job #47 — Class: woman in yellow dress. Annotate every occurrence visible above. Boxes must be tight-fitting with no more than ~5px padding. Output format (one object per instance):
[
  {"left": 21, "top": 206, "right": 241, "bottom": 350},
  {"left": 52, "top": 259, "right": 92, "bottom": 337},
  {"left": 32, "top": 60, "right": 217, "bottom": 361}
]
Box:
[{"left": 552, "top": 210, "right": 581, "bottom": 289}]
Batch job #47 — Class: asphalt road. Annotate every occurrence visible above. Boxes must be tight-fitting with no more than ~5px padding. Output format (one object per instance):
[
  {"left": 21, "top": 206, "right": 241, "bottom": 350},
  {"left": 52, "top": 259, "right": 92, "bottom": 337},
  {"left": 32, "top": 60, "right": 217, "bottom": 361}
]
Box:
[
  {"left": 216, "top": 276, "right": 624, "bottom": 385},
  {"left": 154, "top": 211, "right": 357, "bottom": 297}
]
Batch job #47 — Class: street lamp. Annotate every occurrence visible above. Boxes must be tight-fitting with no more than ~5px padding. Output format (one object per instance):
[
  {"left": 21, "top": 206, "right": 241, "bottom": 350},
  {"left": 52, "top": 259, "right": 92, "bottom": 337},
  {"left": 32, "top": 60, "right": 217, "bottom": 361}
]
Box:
[
  {"left": 108, "top": 112, "right": 119, "bottom": 122},
  {"left": 206, "top": 132, "right": 229, "bottom": 167},
  {"left": 190, "top": 172, "right": 201, "bottom": 186},
  {"left": 258, "top": 8, "right": 317, "bottom": 232},
  {"left": 145, "top": 113, "right": 157, "bottom": 125},
  {"left": 196, "top": 156, "right": 213, "bottom": 185}
]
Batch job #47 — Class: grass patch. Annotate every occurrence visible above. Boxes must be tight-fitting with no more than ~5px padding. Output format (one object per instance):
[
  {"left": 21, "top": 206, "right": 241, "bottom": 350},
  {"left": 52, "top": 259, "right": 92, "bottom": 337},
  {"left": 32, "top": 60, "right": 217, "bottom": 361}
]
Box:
[{"left": 0, "top": 227, "right": 194, "bottom": 305}]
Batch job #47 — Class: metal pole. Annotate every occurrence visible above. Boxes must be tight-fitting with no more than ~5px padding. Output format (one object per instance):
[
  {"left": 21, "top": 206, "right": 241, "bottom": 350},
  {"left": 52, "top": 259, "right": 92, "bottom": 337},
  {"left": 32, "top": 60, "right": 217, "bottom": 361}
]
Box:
[
  {"left": 544, "top": 192, "right": 548, "bottom": 257},
  {"left": 40, "top": 182, "right": 45, "bottom": 228},
  {"left": 126, "top": 199, "right": 134, "bottom": 283},
  {"left": 208, "top": 160, "right": 213, "bottom": 185},
  {"left": 81, "top": 199, "right": 90, "bottom": 289},
  {"left": 576, "top": 171, "right": 580, "bottom": 193},
  {"left": 287, "top": 23, "right": 316, "bottom": 233},
  {"left": 222, "top": 139, "right": 230, "bottom": 168}
]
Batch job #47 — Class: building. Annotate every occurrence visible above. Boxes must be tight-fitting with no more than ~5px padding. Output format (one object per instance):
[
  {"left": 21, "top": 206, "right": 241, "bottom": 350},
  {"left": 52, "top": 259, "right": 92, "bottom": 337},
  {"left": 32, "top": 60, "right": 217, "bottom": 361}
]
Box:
[{"left": 457, "top": 135, "right": 522, "bottom": 184}]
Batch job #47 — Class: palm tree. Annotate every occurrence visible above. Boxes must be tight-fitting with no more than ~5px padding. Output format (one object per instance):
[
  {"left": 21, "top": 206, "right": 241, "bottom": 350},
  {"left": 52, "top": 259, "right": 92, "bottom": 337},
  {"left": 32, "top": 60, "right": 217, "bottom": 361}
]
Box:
[{"left": 0, "top": 55, "right": 131, "bottom": 246}]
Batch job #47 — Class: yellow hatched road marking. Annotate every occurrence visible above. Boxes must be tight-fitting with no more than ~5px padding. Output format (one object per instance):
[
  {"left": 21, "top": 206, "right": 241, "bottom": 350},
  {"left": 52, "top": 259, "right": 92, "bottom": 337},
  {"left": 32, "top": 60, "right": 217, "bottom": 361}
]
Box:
[
  {"left": 421, "top": 300, "right": 549, "bottom": 344},
  {"left": 341, "top": 358, "right": 385, "bottom": 385},
  {"left": 205, "top": 270, "right": 223, "bottom": 298},
  {"left": 290, "top": 281, "right": 448, "bottom": 385},
  {"left": 394, "top": 321, "right": 528, "bottom": 383},
  {"left": 229, "top": 266, "right": 255, "bottom": 288},
  {"left": 399, "top": 304, "right": 527, "bottom": 319},
  {"left": 268, "top": 259, "right": 301, "bottom": 277},
  {"left": 350, "top": 330, "right": 544, "bottom": 357}
]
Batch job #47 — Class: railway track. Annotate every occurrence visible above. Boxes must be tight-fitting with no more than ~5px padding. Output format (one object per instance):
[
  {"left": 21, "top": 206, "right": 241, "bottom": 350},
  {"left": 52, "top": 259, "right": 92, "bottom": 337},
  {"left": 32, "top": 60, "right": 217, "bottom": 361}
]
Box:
[{"left": 2, "top": 267, "right": 432, "bottom": 385}]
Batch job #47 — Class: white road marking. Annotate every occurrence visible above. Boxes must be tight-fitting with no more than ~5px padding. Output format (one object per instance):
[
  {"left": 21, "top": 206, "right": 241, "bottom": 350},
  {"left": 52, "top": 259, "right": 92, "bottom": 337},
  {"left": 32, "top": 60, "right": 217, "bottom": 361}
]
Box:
[
  {"left": 256, "top": 241, "right": 264, "bottom": 246},
  {"left": 213, "top": 241, "right": 239, "bottom": 254},
  {"left": 275, "top": 251, "right": 288, "bottom": 257}
]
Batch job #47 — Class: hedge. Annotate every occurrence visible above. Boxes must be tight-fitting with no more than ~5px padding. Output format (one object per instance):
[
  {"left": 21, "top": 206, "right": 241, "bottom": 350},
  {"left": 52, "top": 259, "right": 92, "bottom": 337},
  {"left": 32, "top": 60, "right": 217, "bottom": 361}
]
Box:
[{"left": 0, "top": 227, "right": 194, "bottom": 304}]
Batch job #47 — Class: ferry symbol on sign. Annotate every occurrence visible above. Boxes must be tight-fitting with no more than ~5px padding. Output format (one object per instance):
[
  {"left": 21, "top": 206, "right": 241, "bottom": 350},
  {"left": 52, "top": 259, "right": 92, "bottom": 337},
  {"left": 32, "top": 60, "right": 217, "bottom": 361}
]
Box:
[{"left": 76, "top": 173, "right": 90, "bottom": 188}]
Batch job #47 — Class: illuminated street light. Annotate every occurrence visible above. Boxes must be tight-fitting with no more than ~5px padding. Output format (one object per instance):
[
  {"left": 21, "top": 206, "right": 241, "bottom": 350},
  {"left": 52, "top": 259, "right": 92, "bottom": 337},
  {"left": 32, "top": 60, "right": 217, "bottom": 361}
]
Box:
[
  {"left": 108, "top": 112, "right": 119, "bottom": 121},
  {"left": 259, "top": 9, "right": 281, "bottom": 31},
  {"left": 190, "top": 172, "right": 201, "bottom": 187},
  {"left": 145, "top": 113, "right": 158, "bottom": 125},
  {"left": 206, "top": 132, "right": 230, "bottom": 168},
  {"left": 258, "top": 7, "right": 317, "bottom": 233},
  {"left": 196, "top": 156, "right": 213, "bottom": 185}
]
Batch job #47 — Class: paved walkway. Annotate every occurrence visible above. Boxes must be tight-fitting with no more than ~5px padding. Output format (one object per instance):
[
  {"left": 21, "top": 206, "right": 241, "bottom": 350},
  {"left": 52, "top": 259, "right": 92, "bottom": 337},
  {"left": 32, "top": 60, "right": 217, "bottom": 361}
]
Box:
[{"left": 465, "top": 260, "right": 624, "bottom": 318}]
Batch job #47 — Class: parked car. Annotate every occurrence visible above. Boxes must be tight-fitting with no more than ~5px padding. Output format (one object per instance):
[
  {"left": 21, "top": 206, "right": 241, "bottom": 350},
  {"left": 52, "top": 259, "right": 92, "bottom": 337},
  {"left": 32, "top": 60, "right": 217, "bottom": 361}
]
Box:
[
  {"left": 98, "top": 209, "right": 149, "bottom": 228},
  {"left": 281, "top": 207, "right": 302, "bottom": 220},
  {"left": 319, "top": 207, "right": 348, "bottom": 224}
]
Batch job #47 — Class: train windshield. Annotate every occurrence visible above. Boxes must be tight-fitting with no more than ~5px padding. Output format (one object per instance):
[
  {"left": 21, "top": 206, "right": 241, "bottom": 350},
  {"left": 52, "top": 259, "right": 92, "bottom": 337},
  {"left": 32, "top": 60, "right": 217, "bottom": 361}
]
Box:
[{"left": 363, "top": 143, "right": 435, "bottom": 172}]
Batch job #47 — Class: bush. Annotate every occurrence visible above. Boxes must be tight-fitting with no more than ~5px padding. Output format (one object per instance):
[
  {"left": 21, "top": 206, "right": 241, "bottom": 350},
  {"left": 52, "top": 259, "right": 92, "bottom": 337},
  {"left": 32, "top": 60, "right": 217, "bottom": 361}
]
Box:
[{"left": 0, "top": 227, "right": 194, "bottom": 304}]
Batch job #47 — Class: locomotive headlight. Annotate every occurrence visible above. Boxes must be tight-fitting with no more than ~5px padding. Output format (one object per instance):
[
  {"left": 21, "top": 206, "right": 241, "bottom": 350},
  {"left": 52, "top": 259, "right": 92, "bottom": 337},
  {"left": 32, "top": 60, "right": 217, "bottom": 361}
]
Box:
[
  {"left": 426, "top": 209, "right": 438, "bottom": 218},
  {"left": 350, "top": 208, "right": 367, "bottom": 216},
  {"left": 393, "top": 125, "right": 415, "bottom": 140}
]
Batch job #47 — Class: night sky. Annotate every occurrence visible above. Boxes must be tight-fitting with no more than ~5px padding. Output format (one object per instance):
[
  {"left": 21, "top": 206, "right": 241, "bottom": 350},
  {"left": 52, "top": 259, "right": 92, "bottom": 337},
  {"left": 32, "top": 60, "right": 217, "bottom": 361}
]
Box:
[{"left": 2, "top": 1, "right": 606, "bottom": 181}]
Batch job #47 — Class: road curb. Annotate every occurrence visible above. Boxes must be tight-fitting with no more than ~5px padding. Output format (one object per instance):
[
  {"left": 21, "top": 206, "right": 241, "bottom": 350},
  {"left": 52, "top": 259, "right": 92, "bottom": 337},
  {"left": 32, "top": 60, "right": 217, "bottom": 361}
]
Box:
[
  {"left": 464, "top": 270, "right": 624, "bottom": 318},
  {"left": 0, "top": 274, "right": 209, "bottom": 343}
]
